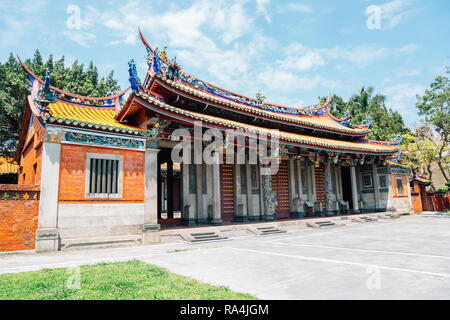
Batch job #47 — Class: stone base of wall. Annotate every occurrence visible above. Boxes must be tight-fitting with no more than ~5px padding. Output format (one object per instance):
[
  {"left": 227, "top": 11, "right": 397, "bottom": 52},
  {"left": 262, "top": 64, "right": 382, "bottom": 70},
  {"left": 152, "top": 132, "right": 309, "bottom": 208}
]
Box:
[{"left": 0, "top": 184, "right": 40, "bottom": 252}]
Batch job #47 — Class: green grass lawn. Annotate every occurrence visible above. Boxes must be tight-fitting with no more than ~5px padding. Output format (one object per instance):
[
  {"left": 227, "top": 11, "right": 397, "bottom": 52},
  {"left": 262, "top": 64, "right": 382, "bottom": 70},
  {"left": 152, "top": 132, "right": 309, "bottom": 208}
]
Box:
[{"left": 0, "top": 260, "right": 256, "bottom": 300}]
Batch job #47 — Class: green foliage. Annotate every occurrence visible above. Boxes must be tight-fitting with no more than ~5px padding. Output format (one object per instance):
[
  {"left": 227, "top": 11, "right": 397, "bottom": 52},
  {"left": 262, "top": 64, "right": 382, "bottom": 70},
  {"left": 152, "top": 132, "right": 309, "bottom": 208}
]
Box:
[
  {"left": 436, "top": 188, "right": 448, "bottom": 196},
  {"left": 324, "top": 86, "right": 409, "bottom": 141},
  {"left": 0, "top": 260, "right": 256, "bottom": 300},
  {"left": 416, "top": 67, "right": 450, "bottom": 144},
  {"left": 0, "top": 50, "right": 121, "bottom": 155},
  {"left": 415, "top": 66, "right": 449, "bottom": 183}
]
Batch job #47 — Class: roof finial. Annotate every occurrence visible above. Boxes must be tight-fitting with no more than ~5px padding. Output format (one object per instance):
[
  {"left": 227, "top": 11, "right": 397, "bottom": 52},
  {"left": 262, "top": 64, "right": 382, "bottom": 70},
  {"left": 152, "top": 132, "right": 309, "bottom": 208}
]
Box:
[
  {"left": 44, "top": 68, "right": 51, "bottom": 88},
  {"left": 128, "top": 59, "right": 140, "bottom": 92}
]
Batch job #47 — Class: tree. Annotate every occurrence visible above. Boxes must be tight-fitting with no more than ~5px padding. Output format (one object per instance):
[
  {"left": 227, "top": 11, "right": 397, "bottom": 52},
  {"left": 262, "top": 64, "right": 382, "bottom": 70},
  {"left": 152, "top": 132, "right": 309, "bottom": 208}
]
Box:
[
  {"left": 416, "top": 66, "right": 449, "bottom": 182},
  {"left": 400, "top": 127, "right": 448, "bottom": 190},
  {"left": 0, "top": 50, "right": 121, "bottom": 156},
  {"left": 324, "top": 86, "right": 409, "bottom": 141}
]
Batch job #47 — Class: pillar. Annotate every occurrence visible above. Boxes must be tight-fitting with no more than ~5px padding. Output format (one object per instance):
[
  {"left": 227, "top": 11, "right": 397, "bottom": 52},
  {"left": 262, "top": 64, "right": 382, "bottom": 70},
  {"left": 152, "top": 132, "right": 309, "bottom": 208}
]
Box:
[
  {"left": 234, "top": 161, "right": 247, "bottom": 222},
  {"left": 323, "top": 161, "right": 334, "bottom": 216},
  {"left": 196, "top": 164, "right": 206, "bottom": 224},
  {"left": 372, "top": 163, "right": 381, "bottom": 212},
  {"left": 143, "top": 145, "right": 160, "bottom": 244},
  {"left": 261, "top": 162, "right": 276, "bottom": 221},
  {"left": 182, "top": 163, "right": 196, "bottom": 226},
  {"left": 288, "top": 158, "right": 296, "bottom": 212},
  {"left": 211, "top": 163, "right": 222, "bottom": 225},
  {"left": 36, "top": 140, "right": 61, "bottom": 252},
  {"left": 350, "top": 165, "right": 360, "bottom": 214},
  {"left": 245, "top": 160, "right": 254, "bottom": 220},
  {"left": 167, "top": 160, "right": 174, "bottom": 219}
]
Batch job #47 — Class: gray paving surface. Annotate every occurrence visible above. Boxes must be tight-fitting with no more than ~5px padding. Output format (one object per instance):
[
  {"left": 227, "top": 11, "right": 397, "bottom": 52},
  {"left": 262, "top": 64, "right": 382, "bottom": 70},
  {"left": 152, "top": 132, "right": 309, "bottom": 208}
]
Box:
[{"left": 1, "top": 212, "right": 450, "bottom": 299}]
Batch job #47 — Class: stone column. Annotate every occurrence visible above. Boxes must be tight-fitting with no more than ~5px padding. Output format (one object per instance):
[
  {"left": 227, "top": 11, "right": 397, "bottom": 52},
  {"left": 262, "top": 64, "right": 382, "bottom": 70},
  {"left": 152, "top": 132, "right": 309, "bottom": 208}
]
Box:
[
  {"left": 405, "top": 174, "right": 414, "bottom": 214},
  {"left": 143, "top": 144, "right": 161, "bottom": 244},
  {"left": 36, "top": 139, "right": 61, "bottom": 252},
  {"left": 323, "top": 161, "right": 334, "bottom": 216},
  {"left": 288, "top": 158, "right": 297, "bottom": 213},
  {"left": 211, "top": 163, "right": 222, "bottom": 225},
  {"left": 258, "top": 163, "right": 265, "bottom": 220},
  {"left": 386, "top": 170, "right": 395, "bottom": 211},
  {"left": 372, "top": 163, "right": 381, "bottom": 212},
  {"left": 182, "top": 163, "right": 196, "bottom": 225},
  {"left": 233, "top": 161, "right": 247, "bottom": 222},
  {"left": 296, "top": 160, "right": 305, "bottom": 217},
  {"left": 167, "top": 160, "right": 174, "bottom": 219},
  {"left": 245, "top": 160, "right": 253, "bottom": 219},
  {"left": 196, "top": 164, "right": 205, "bottom": 224},
  {"left": 297, "top": 160, "right": 303, "bottom": 199},
  {"left": 350, "top": 165, "right": 360, "bottom": 214},
  {"left": 261, "top": 161, "right": 276, "bottom": 221},
  {"left": 309, "top": 162, "right": 316, "bottom": 202}
]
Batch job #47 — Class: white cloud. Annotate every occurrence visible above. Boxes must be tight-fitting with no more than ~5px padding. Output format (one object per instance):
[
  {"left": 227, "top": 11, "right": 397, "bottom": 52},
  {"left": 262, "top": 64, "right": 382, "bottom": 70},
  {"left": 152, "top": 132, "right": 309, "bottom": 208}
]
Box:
[
  {"left": 63, "top": 31, "right": 96, "bottom": 47},
  {"left": 396, "top": 69, "right": 421, "bottom": 78},
  {"left": 278, "top": 3, "right": 312, "bottom": 14},
  {"left": 256, "top": 0, "right": 271, "bottom": 23},
  {"left": 383, "top": 83, "right": 426, "bottom": 123},
  {"left": 274, "top": 42, "right": 419, "bottom": 72},
  {"left": 368, "top": 0, "right": 416, "bottom": 29}
]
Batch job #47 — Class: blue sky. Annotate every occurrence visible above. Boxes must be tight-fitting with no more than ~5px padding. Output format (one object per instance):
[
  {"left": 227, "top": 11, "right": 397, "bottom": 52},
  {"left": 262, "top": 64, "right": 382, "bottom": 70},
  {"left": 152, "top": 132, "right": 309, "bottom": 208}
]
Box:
[{"left": 1, "top": 0, "right": 449, "bottom": 126}]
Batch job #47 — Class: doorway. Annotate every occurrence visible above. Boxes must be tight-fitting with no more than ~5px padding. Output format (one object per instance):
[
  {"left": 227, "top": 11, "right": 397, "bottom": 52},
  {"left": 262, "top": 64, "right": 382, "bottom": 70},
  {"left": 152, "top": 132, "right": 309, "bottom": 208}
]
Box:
[
  {"left": 158, "top": 148, "right": 182, "bottom": 226},
  {"left": 341, "top": 166, "right": 353, "bottom": 210}
]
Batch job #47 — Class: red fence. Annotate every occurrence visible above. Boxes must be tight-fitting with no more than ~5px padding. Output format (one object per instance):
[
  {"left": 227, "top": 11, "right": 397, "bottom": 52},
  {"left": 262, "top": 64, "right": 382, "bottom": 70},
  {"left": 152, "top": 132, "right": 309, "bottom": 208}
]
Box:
[
  {"left": 0, "top": 184, "right": 40, "bottom": 252},
  {"left": 432, "top": 194, "right": 450, "bottom": 212}
]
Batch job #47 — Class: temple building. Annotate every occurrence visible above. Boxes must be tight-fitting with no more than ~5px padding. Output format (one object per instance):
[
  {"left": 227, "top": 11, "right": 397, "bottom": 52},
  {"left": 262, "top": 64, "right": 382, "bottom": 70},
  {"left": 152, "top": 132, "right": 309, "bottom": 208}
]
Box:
[{"left": 16, "top": 30, "right": 414, "bottom": 251}]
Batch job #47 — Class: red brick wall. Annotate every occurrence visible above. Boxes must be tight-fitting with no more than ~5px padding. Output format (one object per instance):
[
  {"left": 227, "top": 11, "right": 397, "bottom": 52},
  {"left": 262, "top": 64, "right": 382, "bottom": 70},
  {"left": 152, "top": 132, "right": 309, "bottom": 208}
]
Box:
[
  {"left": 18, "top": 114, "right": 45, "bottom": 185},
  {"left": 58, "top": 144, "right": 145, "bottom": 203},
  {"left": 0, "top": 184, "right": 40, "bottom": 252}
]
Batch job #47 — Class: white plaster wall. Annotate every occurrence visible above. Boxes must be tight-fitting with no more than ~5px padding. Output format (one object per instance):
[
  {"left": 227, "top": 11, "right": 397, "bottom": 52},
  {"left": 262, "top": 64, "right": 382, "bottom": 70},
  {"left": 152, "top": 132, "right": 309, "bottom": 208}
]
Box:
[{"left": 57, "top": 203, "right": 144, "bottom": 239}]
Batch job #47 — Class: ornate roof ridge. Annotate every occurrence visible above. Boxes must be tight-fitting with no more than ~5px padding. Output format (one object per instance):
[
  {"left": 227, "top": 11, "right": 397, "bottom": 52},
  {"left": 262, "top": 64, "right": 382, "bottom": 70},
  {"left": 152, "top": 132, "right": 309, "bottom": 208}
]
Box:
[
  {"left": 134, "top": 91, "right": 398, "bottom": 155},
  {"left": 138, "top": 29, "right": 371, "bottom": 133},
  {"left": 18, "top": 56, "right": 130, "bottom": 102},
  {"left": 148, "top": 74, "right": 369, "bottom": 135}
]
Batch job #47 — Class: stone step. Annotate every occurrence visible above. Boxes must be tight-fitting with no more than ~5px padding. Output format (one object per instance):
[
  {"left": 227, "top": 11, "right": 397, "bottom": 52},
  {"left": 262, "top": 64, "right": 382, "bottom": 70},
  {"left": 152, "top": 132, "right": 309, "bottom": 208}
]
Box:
[
  {"left": 248, "top": 224, "right": 287, "bottom": 235},
  {"left": 306, "top": 220, "right": 337, "bottom": 228},
  {"left": 261, "top": 229, "right": 284, "bottom": 234},
  {"left": 192, "top": 234, "right": 220, "bottom": 240},
  {"left": 191, "top": 232, "right": 217, "bottom": 236},
  {"left": 351, "top": 216, "right": 378, "bottom": 223},
  {"left": 181, "top": 230, "right": 227, "bottom": 242}
]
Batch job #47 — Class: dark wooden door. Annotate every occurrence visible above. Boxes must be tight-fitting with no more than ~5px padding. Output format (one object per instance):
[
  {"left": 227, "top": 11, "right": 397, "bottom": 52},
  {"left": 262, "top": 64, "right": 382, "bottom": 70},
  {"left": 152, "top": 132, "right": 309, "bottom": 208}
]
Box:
[
  {"left": 271, "top": 160, "right": 290, "bottom": 219},
  {"left": 315, "top": 166, "right": 325, "bottom": 210},
  {"left": 220, "top": 164, "right": 235, "bottom": 222},
  {"left": 341, "top": 166, "right": 353, "bottom": 210}
]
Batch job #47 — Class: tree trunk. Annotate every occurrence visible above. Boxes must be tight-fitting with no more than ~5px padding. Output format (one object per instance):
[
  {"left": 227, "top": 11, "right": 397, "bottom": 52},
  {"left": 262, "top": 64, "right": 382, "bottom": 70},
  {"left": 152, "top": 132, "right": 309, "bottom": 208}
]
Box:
[{"left": 436, "top": 161, "right": 449, "bottom": 183}]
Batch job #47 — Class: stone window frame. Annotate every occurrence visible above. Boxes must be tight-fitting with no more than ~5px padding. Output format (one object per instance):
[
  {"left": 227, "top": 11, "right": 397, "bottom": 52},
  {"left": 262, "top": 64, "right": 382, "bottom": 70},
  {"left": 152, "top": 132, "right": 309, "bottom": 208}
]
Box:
[
  {"left": 362, "top": 173, "right": 373, "bottom": 189},
  {"left": 379, "top": 175, "right": 387, "bottom": 188},
  {"left": 85, "top": 153, "right": 123, "bottom": 199},
  {"left": 396, "top": 176, "right": 405, "bottom": 196}
]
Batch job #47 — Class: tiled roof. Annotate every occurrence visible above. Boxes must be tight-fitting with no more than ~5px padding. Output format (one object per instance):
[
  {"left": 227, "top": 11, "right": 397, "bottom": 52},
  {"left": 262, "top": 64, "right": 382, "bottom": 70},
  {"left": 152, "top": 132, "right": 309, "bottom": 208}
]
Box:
[
  {"left": 135, "top": 92, "right": 399, "bottom": 155},
  {"left": 0, "top": 157, "right": 19, "bottom": 175},
  {"left": 154, "top": 74, "right": 369, "bottom": 135},
  {"left": 42, "top": 100, "right": 148, "bottom": 136}
]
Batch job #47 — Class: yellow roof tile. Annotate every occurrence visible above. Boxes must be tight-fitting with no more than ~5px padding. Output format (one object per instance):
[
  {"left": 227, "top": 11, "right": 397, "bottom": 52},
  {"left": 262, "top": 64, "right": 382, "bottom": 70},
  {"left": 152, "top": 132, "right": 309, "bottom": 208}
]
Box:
[{"left": 45, "top": 101, "right": 145, "bottom": 134}]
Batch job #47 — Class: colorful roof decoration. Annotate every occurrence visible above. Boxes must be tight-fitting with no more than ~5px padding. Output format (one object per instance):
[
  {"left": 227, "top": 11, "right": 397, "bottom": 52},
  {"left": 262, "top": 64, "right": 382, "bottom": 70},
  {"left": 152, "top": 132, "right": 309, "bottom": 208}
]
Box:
[
  {"left": 42, "top": 101, "right": 149, "bottom": 136},
  {"left": 145, "top": 74, "right": 369, "bottom": 136},
  {"left": 410, "top": 176, "right": 432, "bottom": 186},
  {"left": 15, "top": 30, "right": 403, "bottom": 158},
  {"left": 138, "top": 29, "right": 372, "bottom": 135},
  {"left": 0, "top": 157, "right": 19, "bottom": 175},
  {"left": 18, "top": 56, "right": 130, "bottom": 110},
  {"left": 131, "top": 91, "right": 398, "bottom": 155}
]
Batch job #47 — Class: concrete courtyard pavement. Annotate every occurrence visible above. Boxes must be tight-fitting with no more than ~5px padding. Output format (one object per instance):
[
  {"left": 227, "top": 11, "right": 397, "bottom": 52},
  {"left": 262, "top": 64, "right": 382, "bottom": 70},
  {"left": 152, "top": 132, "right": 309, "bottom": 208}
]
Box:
[{"left": 1, "top": 212, "right": 449, "bottom": 299}]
